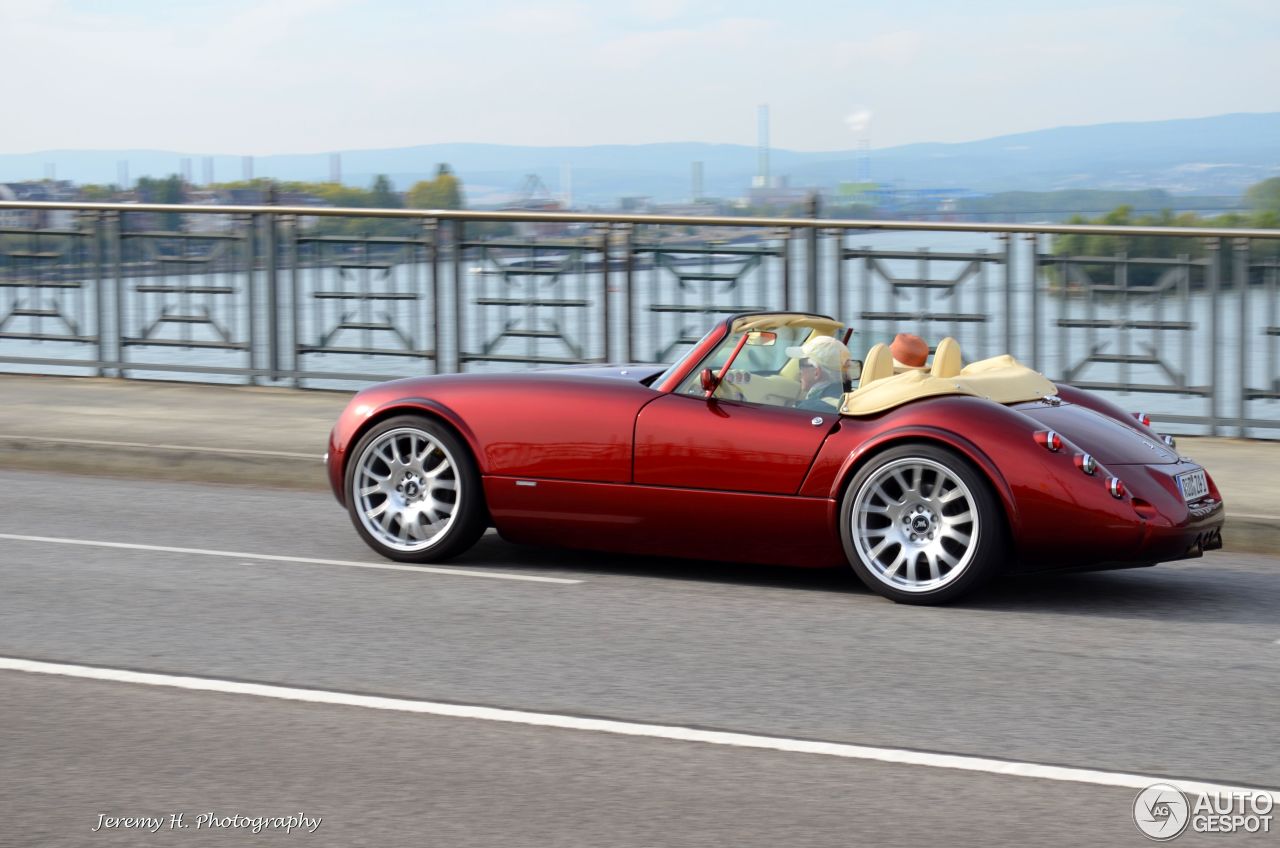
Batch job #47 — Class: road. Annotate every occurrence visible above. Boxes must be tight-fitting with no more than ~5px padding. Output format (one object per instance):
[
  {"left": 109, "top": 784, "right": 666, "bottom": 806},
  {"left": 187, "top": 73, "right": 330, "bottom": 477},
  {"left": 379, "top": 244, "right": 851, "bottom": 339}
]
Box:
[{"left": 0, "top": 469, "right": 1276, "bottom": 846}]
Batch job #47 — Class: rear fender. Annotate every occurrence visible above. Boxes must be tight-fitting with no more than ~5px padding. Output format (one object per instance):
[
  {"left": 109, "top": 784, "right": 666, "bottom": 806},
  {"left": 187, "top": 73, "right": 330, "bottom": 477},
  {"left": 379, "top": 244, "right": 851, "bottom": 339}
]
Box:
[
  {"left": 802, "top": 395, "right": 1149, "bottom": 565},
  {"left": 810, "top": 425, "right": 1019, "bottom": 538}
]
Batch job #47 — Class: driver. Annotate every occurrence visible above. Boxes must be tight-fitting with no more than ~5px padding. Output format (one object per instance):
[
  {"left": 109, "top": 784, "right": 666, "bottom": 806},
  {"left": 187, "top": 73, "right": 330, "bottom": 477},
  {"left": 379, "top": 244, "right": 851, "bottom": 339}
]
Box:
[{"left": 785, "top": 335, "right": 852, "bottom": 410}]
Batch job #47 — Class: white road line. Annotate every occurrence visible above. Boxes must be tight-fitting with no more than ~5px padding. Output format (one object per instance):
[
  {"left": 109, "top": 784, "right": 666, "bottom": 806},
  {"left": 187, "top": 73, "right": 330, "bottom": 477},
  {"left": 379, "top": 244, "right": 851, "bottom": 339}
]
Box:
[
  {"left": 0, "top": 533, "right": 580, "bottom": 585},
  {"left": 0, "top": 433, "right": 317, "bottom": 460},
  {"left": 0, "top": 657, "right": 1272, "bottom": 800}
]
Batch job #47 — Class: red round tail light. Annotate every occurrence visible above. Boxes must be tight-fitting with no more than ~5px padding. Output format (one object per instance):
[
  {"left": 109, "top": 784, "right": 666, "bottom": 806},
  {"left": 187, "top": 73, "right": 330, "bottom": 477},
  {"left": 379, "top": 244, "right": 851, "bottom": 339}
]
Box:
[
  {"left": 1132, "top": 412, "right": 1151, "bottom": 427},
  {"left": 1034, "top": 429, "right": 1063, "bottom": 452},
  {"left": 1107, "top": 476, "right": 1126, "bottom": 498}
]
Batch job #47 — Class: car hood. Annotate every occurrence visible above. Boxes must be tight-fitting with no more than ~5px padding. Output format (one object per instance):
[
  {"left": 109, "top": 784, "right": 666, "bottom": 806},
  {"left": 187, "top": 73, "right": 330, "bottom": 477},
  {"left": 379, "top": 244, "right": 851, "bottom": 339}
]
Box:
[
  {"left": 1015, "top": 402, "right": 1178, "bottom": 465},
  {"left": 531, "top": 363, "right": 665, "bottom": 382}
]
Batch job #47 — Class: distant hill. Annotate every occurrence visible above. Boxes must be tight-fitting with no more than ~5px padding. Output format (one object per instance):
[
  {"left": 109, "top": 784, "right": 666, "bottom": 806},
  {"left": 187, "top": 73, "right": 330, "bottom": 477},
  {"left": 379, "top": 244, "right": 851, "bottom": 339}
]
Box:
[
  {"left": 2, "top": 112, "right": 1276, "bottom": 204},
  {"left": 830, "top": 112, "right": 1280, "bottom": 197}
]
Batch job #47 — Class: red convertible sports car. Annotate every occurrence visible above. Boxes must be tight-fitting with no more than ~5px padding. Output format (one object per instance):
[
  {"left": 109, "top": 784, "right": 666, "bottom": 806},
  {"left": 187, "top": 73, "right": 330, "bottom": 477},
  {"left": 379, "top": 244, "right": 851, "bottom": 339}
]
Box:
[{"left": 326, "top": 312, "right": 1225, "bottom": 604}]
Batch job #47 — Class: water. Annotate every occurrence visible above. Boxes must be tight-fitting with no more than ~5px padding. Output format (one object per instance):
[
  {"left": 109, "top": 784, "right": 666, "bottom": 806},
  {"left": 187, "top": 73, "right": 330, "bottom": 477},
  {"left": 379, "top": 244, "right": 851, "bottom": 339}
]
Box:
[{"left": 2, "top": 228, "right": 1277, "bottom": 437}]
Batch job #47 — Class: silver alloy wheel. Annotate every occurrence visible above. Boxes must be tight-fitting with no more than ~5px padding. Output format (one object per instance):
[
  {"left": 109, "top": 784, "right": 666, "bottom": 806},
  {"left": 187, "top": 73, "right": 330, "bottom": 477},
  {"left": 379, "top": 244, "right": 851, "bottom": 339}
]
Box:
[
  {"left": 850, "top": 457, "right": 980, "bottom": 593},
  {"left": 352, "top": 426, "right": 461, "bottom": 553}
]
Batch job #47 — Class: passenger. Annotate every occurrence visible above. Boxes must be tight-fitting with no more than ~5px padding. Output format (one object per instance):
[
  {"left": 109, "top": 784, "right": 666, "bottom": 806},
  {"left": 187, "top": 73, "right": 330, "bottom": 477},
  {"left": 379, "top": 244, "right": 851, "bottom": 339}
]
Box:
[{"left": 785, "top": 335, "right": 852, "bottom": 411}]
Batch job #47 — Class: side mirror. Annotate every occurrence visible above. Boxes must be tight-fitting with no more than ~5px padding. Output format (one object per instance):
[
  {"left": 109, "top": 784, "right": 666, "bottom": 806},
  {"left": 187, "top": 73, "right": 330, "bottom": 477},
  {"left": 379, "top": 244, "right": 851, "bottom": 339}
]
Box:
[
  {"left": 700, "top": 367, "right": 720, "bottom": 396},
  {"left": 843, "top": 360, "right": 862, "bottom": 393}
]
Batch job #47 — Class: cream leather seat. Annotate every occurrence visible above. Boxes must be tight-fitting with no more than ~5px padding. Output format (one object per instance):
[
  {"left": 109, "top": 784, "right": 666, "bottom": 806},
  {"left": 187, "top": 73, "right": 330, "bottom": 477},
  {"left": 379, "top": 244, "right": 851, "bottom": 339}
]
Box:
[
  {"left": 930, "top": 337, "right": 962, "bottom": 378},
  {"left": 857, "top": 343, "right": 895, "bottom": 389}
]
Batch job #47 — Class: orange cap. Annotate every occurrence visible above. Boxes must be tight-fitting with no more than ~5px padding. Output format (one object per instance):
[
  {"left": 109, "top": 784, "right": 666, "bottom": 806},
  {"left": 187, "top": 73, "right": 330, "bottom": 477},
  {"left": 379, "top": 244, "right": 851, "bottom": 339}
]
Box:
[{"left": 891, "top": 333, "right": 928, "bottom": 367}]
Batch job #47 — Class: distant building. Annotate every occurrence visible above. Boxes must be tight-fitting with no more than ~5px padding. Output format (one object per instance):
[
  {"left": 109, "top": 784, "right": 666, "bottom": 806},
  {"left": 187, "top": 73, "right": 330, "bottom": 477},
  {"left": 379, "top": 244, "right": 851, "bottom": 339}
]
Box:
[
  {"left": 834, "top": 183, "right": 985, "bottom": 217},
  {"left": 275, "top": 189, "right": 330, "bottom": 231},
  {"left": 500, "top": 197, "right": 569, "bottom": 238},
  {"left": 650, "top": 201, "right": 719, "bottom": 217},
  {"left": 494, "top": 174, "right": 575, "bottom": 237},
  {"left": 0, "top": 181, "right": 77, "bottom": 228},
  {"left": 181, "top": 186, "right": 331, "bottom": 232},
  {"left": 746, "top": 175, "right": 816, "bottom": 209},
  {"left": 183, "top": 189, "right": 233, "bottom": 233},
  {"left": 0, "top": 184, "right": 19, "bottom": 228},
  {"left": 835, "top": 181, "right": 879, "bottom": 207}
]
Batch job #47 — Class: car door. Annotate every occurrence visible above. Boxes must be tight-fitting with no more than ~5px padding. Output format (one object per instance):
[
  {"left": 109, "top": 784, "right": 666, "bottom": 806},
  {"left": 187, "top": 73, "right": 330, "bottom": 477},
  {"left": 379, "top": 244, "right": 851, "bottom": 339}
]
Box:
[{"left": 633, "top": 392, "right": 838, "bottom": 494}]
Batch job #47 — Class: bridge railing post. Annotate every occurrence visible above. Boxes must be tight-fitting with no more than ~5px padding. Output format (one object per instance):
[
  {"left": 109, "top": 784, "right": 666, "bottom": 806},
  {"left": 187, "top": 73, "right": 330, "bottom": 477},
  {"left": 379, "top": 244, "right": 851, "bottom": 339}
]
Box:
[
  {"left": 452, "top": 219, "right": 464, "bottom": 374},
  {"left": 623, "top": 223, "right": 635, "bottom": 364},
  {"left": 1001, "top": 233, "right": 1014, "bottom": 358},
  {"left": 599, "top": 223, "right": 611, "bottom": 363},
  {"left": 85, "top": 210, "right": 106, "bottom": 376},
  {"left": 1207, "top": 237, "right": 1221, "bottom": 436},
  {"left": 263, "top": 191, "right": 282, "bottom": 383},
  {"left": 1236, "top": 237, "right": 1250, "bottom": 437},
  {"left": 806, "top": 193, "right": 820, "bottom": 313}
]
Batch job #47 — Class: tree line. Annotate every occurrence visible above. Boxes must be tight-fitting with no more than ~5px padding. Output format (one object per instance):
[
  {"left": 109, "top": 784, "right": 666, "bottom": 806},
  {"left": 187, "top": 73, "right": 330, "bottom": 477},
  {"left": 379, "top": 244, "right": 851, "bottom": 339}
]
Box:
[
  {"left": 1050, "top": 178, "right": 1280, "bottom": 285},
  {"left": 76, "top": 165, "right": 507, "bottom": 237}
]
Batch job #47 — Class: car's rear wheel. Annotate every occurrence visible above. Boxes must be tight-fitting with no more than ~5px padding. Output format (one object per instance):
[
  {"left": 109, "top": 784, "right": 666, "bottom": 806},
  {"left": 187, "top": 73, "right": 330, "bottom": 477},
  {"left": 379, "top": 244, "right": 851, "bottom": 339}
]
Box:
[
  {"left": 840, "top": 444, "right": 1005, "bottom": 604},
  {"left": 345, "top": 416, "right": 486, "bottom": 562}
]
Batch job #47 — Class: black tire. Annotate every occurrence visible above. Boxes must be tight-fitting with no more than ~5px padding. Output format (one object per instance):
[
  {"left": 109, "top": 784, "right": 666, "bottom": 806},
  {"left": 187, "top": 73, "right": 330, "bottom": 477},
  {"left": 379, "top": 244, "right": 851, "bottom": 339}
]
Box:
[
  {"left": 839, "top": 443, "right": 1006, "bottom": 604},
  {"left": 344, "top": 415, "right": 486, "bottom": 563}
]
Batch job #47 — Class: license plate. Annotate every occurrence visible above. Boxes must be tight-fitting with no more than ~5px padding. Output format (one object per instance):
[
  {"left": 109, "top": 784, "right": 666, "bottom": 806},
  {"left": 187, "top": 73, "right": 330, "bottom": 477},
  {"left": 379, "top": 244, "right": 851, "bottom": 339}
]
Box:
[{"left": 1177, "top": 468, "right": 1209, "bottom": 502}]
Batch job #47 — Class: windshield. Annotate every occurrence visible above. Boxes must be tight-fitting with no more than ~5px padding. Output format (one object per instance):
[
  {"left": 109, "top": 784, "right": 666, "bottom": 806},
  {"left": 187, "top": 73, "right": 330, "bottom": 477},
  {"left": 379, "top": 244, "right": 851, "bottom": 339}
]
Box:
[
  {"left": 674, "top": 325, "right": 816, "bottom": 396},
  {"left": 648, "top": 324, "right": 722, "bottom": 389}
]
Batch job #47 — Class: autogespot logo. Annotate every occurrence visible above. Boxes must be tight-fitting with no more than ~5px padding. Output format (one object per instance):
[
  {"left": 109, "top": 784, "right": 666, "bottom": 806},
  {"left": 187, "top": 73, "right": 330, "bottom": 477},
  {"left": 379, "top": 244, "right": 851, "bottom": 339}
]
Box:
[
  {"left": 1133, "top": 783, "right": 1275, "bottom": 840},
  {"left": 1134, "top": 784, "right": 1190, "bottom": 841}
]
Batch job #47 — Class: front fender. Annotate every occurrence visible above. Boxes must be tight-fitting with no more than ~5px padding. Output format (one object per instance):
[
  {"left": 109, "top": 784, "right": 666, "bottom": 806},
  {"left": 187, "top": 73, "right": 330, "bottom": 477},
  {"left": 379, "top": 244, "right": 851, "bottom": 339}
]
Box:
[{"left": 327, "top": 389, "right": 480, "bottom": 506}]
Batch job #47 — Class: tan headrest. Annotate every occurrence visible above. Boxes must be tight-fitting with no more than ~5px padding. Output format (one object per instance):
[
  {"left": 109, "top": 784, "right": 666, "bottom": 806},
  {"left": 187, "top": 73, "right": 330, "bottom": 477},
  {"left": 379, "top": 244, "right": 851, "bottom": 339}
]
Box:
[
  {"left": 859, "top": 343, "right": 895, "bottom": 388},
  {"left": 931, "top": 337, "right": 962, "bottom": 378}
]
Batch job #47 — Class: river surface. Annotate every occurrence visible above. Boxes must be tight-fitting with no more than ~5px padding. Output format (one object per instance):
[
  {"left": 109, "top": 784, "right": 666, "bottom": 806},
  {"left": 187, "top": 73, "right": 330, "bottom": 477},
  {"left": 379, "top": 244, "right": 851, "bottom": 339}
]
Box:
[{"left": 2, "top": 229, "right": 1277, "bottom": 436}]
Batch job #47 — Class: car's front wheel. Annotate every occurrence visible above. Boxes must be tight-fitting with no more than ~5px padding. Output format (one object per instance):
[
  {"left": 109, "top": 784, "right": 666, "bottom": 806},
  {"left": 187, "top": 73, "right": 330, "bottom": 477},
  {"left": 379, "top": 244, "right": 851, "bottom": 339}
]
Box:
[
  {"left": 840, "top": 444, "right": 1006, "bottom": 604},
  {"left": 345, "top": 415, "right": 486, "bottom": 562}
]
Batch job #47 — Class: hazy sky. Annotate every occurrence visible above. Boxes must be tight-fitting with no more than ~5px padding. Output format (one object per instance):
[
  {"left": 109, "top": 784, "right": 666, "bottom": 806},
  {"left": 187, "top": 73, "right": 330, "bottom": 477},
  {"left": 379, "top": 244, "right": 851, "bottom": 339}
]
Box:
[{"left": 3, "top": 0, "right": 1277, "bottom": 154}]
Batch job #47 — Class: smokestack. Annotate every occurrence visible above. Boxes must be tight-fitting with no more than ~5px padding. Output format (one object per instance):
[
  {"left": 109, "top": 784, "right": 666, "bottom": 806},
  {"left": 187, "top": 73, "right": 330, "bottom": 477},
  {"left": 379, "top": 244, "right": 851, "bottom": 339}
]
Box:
[
  {"left": 845, "top": 109, "right": 873, "bottom": 184},
  {"left": 242, "top": 156, "right": 254, "bottom": 181},
  {"left": 118, "top": 160, "right": 129, "bottom": 189},
  {"left": 756, "top": 104, "right": 770, "bottom": 189},
  {"left": 330, "top": 153, "right": 342, "bottom": 184},
  {"left": 203, "top": 157, "right": 214, "bottom": 186},
  {"left": 181, "top": 158, "right": 192, "bottom": 185},
  {"left": 561, "top": 163, "right": 572, "bottom": 208},
  {"left": 692, "top": 161, "right": 704, "bottom": 201}
]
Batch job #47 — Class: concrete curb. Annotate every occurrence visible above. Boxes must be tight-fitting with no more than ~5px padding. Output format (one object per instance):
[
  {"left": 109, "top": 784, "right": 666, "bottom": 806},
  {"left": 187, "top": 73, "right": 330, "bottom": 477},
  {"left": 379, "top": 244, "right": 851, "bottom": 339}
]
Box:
[
  {"left": 1219, "top": 515, "right": 1280, "bottom": 557},
  {"left": 1, "top": 432, "right": 1276, "bottom": 556},
  {"left": 0, "top": 435, "right": 328, "bottom": 492}
]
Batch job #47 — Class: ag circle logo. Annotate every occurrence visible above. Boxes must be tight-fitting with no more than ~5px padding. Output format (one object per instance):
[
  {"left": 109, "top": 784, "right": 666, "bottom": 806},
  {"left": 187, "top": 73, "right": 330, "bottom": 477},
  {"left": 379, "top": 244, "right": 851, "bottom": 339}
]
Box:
[{"left": 1134, "top": 783, "right": 1190, "bottom": 840}]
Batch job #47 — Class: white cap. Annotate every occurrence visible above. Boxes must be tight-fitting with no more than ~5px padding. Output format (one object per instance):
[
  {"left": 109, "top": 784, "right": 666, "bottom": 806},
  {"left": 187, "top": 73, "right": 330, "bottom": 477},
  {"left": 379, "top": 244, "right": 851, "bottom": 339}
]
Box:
[{"left": 785, "top": 335, "right": 851, "bottom": 376}]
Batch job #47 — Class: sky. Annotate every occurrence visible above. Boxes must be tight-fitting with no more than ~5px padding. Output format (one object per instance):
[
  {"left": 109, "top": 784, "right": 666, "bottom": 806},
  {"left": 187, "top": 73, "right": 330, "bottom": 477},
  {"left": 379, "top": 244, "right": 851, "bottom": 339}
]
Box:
[{"left": 2, "top": 0, "right": 1278, "bottom": 155}]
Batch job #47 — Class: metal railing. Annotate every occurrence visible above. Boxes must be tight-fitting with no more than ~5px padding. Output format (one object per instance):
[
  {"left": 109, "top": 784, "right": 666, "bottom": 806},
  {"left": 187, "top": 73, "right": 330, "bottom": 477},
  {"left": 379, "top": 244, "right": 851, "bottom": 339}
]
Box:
[{"left": 2, "top": 200, "right": 1278, "bottom": 437}]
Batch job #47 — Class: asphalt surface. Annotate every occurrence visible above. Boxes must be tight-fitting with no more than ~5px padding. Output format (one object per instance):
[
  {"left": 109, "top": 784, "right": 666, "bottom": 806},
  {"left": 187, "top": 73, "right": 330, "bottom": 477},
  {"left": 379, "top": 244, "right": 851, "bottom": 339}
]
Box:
[
  {"left": 1, "top": 468, "right": 1277, "bottom": 846},
  {"left": 1, "top": 373, "right": 1279, "bottom": 551}
]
